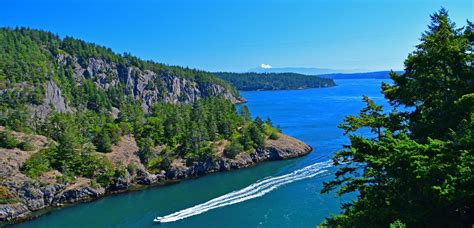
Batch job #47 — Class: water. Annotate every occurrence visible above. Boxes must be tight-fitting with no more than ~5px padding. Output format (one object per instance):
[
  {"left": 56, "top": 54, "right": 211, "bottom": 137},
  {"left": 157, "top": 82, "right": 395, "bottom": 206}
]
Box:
[{"left": 17, "top": 79, "right": 388, "bottom": 228}]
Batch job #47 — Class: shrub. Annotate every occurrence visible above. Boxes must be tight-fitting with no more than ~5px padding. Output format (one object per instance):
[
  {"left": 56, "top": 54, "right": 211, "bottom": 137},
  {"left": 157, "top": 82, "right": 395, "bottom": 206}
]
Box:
[
  {"left": 114, "top": 166, "right": 126, "bottom": 178},
  {"left": 148, "top": 155, "right": 171, "bottom": 172},
  {"left": 127, "top": 162, "right": 138, "bottom": 175},
  {"left": 18, "top": 140, "right": 35, "bottom": 151},
  {"left": 21, "top": 149, "right": 52, "bottom": 178},
  {"left": 90, "top": 179, "right": 98, "bottom": 189},
  {"left": 224, "top": 140, "right": 244, "bottom": 159},
  {"left": 0, "top": 130, "right": 19, "bottom": 149},
  {"left": 56, "top": 173, "right": 74, "bottom": 184},
  {"left": 269, "top": 131, "right": 280, "bottom": 140}
]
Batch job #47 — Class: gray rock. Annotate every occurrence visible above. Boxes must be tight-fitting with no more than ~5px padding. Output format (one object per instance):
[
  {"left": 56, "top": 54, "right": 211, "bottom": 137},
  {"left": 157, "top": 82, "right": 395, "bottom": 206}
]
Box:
[
  {"left": 53, "top": 187, "right": 104, "bottom": 205},
  {"left": 135, "top": 169, "right": 159, "bottom": 185},
  {"left": 0, "top": 203, "right": 30, "bottom": 221},
  {"left": 28, "top": 80, "right": 72, "bottom": 119},
  {"left": 55, "top": 54, "right": 243, "bottom": 113},
  {"left": 108, "top": 177, "right": 130, "bottom": 191}
]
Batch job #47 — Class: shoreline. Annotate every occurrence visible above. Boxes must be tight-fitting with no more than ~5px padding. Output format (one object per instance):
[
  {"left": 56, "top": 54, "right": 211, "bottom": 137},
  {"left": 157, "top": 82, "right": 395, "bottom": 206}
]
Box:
[{"left": 1, "top": 134, "right": 312, "bottom": 225}]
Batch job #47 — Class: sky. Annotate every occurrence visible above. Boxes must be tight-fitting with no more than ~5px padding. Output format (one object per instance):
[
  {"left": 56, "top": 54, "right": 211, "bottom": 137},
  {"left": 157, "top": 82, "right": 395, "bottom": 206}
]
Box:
[{"left": 1, "top": 0, "right": 472, "bottom": 72}]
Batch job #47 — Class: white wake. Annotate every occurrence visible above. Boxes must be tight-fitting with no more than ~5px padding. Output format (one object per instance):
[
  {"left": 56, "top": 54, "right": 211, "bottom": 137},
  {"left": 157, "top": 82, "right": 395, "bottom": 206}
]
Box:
[{"left": 154, "top": 160, "right": 333, "bottom": 223}]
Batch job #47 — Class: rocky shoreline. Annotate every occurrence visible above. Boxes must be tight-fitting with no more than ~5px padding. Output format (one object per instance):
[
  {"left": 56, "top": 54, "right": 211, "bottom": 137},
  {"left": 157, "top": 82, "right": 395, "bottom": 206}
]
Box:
[{"left": 0, "top": 132, "right": 311, "bottom": 225}]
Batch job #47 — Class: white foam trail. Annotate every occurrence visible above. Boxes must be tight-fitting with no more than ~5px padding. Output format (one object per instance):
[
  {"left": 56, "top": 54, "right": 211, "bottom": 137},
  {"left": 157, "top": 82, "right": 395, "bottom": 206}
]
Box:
[
  {"left": 154, "top": 160, "right": 332, "bottom": 223},
  {"left": 160, "top": 160, "right": 331, "bottom": 219}
]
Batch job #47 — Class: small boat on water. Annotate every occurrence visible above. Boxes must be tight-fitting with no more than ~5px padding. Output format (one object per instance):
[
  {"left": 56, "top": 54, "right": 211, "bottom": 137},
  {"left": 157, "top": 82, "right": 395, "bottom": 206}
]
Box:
[{"left": 153, "top": 217, "right": 163, "bottom": 223}]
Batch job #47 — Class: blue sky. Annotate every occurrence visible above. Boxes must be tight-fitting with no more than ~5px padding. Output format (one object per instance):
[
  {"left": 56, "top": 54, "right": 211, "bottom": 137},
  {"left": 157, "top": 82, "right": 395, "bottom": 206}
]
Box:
[{"left": 1, "top": 0, "right": 472, "bottom": 72}]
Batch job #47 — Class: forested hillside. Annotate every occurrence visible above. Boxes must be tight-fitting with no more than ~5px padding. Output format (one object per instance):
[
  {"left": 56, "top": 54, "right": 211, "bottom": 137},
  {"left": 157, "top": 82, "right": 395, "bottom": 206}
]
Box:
[
  {"left": 0, "top": 28, "right": 241, "bottom": 118},
  {"left": 215, "top": 72, "right": 336, "bottom": 91},
  {"left": 0, "top": 28, "right": 286, "bottom": 206}
]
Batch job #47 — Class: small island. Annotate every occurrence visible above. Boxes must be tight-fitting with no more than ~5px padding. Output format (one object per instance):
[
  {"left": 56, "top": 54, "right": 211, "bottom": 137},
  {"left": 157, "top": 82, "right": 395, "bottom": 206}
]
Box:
[{"left": 215, "top": 72, "right": 336, "bottom": 91}]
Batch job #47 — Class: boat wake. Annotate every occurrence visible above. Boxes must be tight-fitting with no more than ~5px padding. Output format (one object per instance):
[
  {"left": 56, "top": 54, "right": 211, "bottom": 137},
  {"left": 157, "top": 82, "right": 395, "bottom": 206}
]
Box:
[{"left": 154, "top": 160, "right": 333, "bottom": 223}]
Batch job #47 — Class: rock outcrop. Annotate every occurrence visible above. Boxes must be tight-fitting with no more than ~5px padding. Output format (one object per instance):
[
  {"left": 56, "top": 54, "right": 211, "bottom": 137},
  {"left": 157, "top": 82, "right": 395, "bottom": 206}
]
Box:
[{"left": 51, "top": 54, "right": 244, "bottom": 115}]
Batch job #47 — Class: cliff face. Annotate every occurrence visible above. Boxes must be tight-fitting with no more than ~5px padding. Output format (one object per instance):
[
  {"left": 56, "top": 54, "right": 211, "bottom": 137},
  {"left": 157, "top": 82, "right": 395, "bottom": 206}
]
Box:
[
  {"left": 27, "top": 54, "right": 243, "bottom": 119},
  {"left": 59, "top": 54, "right": 242, "bottom": 109},
  {"left": 0, "top": 130, "right": 311, "bottom": 224}
]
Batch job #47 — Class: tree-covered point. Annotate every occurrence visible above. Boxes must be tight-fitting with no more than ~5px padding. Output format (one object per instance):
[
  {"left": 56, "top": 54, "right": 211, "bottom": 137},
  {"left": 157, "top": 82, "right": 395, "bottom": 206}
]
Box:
[
  {"left": 14, "top": 96, "right": 279, "bottom": 186},
  {"left": 214, "top": 72, "right": 336, "bottom": 91},
  {"left": 322, "top": 9, "right": 473, "bottom": 227},
  {"left": 136, "top": 98, "right": 279, "bottom": 171}
]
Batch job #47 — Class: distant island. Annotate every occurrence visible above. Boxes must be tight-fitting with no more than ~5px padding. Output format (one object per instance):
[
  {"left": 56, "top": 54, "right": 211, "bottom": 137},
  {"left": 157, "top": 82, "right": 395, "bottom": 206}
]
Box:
[
  {"left": 215, "top": 72, "right": 336, "bottom": 91},
  {"left": 317, "top": 70, "right": 403, "bottom": 79}
]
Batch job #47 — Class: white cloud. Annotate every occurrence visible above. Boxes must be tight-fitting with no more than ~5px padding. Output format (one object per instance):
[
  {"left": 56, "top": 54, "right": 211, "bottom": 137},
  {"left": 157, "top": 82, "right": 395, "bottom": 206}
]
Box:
[{"left": 260, "top": 63, "right": 272, "bottom": 69}]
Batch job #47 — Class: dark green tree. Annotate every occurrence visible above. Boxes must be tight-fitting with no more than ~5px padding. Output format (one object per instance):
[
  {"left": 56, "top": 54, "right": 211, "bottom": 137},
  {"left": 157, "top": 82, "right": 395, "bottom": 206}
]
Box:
[
  {"left": 54, "top": 127, "right": 81, "bottom": 172},
  {"left": 94, "top": 130, "right": 113, "bottom": 152},
  {"left": 322, "top": 9, "right": 474, "bottom": 227}
]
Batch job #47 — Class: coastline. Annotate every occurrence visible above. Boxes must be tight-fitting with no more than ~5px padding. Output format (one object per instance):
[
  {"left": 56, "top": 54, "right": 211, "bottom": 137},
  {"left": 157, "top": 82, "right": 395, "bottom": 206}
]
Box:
[{"left": 1, "top": 133, "right": 312, "bottom": 225}]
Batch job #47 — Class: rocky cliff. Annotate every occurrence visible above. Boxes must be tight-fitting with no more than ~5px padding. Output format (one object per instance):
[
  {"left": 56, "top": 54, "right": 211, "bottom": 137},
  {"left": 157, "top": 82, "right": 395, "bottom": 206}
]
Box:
[
  {"left": 27, "top": 54, "right": 244, "bottom": 119},
  {"left": 0, "top": 129, "right": 311, "bottom": 224}
]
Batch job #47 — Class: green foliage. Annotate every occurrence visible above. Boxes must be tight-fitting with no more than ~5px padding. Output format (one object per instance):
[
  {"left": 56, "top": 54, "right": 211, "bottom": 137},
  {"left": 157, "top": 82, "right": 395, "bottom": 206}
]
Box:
[
  {"left": 94, "top": 130, "right": 113, "bottom": 152},
  {"left": 21, "top": 148, "right": 52, "bottom": 178},
  {"left": 390, "top": 220, "right": 406, "bottom": 228},
  {"left": 135, "top": 98, "right": 244, "bottom": 163},
  {"left": 224, "top": 140, "right": 244, "bottom": 158},
  {"left": 247, "top": 123, "right": 265, "bottom": 149},
  {"left": 132, "top": 97, "right": 271, "bottom": 164},
  {"left": 17, "top": 141, "right": 34, "bottom": 151},
  {"left": 381, "top": 9, "right": 473, "bottom": 141},
  {"left": 17, "top": 139, "right": 35, "bottom": 151},
  {"left": 137, "top": 138, "right": 154, "bottom": 165},
  {"left": 0, "top": 130, "right": 18, "bottom": 149},
  {"left": 114, "top": 166, "right": 126, "bottom": 178},
  {"left": 22, "top": 128, "right": 115, "bottom": 183},
  {"left": 323, "top": 9, "right": 474, "bottom": 227},
  {"left": 268, "top": 131, "right": 280, "bottom": 140},
  {"left": 215, "top": 72, "right": 336, "bottom": 91},
  {"left": 127, "top": 162, "right": 138, "bottom": 175},
  {"left": 148, "top": 154, "right": 172, "bottom": 172}
]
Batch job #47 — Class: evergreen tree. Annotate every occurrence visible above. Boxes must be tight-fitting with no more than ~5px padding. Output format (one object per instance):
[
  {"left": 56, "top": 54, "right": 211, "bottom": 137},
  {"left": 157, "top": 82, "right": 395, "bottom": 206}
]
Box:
[
  {"left": 323, "top": 9, "right": 474, "bottom": 227},
  {"left": 55, "top": 127, "right": 81, "bottom": 172},
  {"left": 94, "top": 130, "right": 112, "bottom": 152}
]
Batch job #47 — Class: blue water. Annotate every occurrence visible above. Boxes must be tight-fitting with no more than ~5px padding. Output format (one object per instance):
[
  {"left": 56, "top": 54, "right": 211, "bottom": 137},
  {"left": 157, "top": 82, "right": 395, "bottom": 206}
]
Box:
[{"left": 17, "top": 79, "right": 388, "bottom": 228}]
